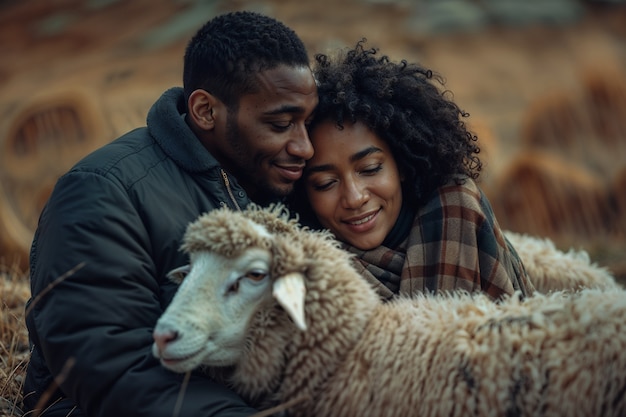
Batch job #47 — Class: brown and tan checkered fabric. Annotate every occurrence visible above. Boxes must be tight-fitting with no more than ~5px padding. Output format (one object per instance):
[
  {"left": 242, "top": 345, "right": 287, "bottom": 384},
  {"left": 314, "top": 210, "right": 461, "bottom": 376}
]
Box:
[{"left": 345, "top": 178, "right": 535, "bottom": 301}]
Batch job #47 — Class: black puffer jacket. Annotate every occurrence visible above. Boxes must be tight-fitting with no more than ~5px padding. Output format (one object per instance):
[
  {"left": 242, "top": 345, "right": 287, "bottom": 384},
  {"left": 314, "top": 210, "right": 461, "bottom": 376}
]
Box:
[{"left": 24, "top": 88, "right": 258, "bottom": 416}]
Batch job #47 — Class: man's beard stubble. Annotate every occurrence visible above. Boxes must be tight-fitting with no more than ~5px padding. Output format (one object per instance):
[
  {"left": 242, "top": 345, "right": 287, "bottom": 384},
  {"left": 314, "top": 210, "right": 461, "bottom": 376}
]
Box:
[{"left": 225, "top": 112, "right": 289, "bottom": 202}]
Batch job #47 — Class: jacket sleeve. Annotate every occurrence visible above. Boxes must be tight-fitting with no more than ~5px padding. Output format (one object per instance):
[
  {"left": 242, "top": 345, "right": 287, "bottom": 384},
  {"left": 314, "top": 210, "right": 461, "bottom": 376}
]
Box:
[{"left": 28, "top": 170, "right": 258, "bottom": 417}]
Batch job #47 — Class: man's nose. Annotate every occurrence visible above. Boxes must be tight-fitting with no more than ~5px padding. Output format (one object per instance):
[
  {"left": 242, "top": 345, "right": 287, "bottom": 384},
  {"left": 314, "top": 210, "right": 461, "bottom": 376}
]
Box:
[{"left": 287, "top": 124, "right": 314, "bottom": 160}]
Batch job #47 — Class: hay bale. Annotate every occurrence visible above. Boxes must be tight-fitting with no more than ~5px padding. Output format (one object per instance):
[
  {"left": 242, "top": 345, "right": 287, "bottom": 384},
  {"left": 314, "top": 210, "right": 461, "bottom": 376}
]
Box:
[
  {"left": 0, "top": 91, "right": 102, "bottom": 269},
  {"left": 490, "top": 151, "right": 614, "bottom": 239}
]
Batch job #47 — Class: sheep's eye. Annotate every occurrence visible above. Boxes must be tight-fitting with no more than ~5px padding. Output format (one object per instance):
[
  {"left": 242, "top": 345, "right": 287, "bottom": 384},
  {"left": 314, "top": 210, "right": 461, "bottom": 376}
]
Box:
[
  {"left": 226, "top": 270, "right": 268, "bottom": 294},
  {"left": 245, "top": 270, "right": 268, "bottom": 282}
]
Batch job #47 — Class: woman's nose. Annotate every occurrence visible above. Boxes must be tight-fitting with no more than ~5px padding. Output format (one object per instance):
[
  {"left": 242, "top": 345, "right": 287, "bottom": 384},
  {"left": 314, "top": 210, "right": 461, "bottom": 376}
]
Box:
[{"left": 342, "top": 179, "right": 368, "bottom": 209}]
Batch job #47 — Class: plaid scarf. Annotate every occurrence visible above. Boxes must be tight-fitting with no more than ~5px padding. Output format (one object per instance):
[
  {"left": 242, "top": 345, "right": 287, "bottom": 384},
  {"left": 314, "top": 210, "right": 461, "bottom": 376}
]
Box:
[{"left": 345, "top": 178, "right": 535, "bottom": 301}]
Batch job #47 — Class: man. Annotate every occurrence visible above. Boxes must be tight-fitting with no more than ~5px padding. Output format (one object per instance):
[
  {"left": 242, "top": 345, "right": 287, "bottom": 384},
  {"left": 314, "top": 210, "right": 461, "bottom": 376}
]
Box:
[{"left": 23, "top": 11, "right": 318, "bottom": 417}]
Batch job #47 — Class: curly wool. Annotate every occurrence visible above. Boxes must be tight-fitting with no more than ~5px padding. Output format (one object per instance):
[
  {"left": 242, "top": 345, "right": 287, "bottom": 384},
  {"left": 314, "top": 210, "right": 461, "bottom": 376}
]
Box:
[
  {"left": 172, "top": 205, "right": 626, "bottom": 417},
  {"left": 504, "top": 230, "right": 620, "bottom": 293}
]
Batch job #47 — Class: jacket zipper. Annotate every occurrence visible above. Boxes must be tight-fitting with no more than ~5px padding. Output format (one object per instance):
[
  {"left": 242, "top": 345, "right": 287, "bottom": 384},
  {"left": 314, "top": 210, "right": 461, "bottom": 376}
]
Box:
[{"left": 221, "top": 169, "right": 242, "bottom": 211}]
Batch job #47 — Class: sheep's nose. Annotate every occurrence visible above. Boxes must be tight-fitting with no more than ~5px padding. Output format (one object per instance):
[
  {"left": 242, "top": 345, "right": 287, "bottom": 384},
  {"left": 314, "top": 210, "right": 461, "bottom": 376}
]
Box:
[{"left": 153, "top": 328, "right": 178, "bottom": 354}]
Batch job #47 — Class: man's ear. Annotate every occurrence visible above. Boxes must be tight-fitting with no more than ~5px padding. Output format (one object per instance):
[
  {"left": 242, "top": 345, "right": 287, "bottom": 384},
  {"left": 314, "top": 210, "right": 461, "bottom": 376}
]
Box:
[{"left": 187, "top": 89, "right": 222, "bottom": 130}]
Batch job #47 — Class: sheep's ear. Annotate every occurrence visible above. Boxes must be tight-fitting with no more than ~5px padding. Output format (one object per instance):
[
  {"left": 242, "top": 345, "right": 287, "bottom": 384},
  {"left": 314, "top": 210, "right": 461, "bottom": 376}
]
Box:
[
  {"left": 272, "top": 272, "right": 307, "bottom": 331},
  {"left": 167, "top": 264, "right": 190, "bottom": 283}
]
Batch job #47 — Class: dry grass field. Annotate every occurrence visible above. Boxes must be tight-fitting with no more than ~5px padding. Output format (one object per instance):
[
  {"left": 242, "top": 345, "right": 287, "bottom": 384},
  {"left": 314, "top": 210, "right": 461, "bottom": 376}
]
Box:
[
  {"left": 0, "top": 265, "right": 29, "bottom": 416},
  {"left": 1, "top": 0, "right": 626, "bottom": 414}
]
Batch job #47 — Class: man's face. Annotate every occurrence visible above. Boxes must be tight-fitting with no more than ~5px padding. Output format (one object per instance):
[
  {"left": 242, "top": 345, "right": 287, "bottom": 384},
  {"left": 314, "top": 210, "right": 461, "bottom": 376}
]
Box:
[{"left": 213, "top": 65, "right": 318, "bottom": 200}]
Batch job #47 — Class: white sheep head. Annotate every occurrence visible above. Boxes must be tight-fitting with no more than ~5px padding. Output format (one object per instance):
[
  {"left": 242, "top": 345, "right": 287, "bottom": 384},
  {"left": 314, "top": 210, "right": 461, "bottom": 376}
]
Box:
[{"left": 152, "top": 205, "right": 308, "bottom": 373}]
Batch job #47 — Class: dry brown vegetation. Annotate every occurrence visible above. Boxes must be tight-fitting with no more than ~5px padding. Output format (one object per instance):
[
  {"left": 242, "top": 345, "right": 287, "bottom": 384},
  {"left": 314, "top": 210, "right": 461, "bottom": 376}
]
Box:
[
  {"left": 488, "top": 64, "right": 626, "bottom": 280},
  {"left": 0, "top": 265, "right": 29, "bottom": 416}
]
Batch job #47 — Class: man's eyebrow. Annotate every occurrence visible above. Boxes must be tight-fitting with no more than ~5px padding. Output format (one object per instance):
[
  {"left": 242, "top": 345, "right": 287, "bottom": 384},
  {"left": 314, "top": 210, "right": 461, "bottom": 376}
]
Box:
[
  {"left": 264, "top": 105, "right": 306, "bottom": 115},
  {"left": 306, "top": 163, "right": 334, "bottom": 174},
  {"left": 306, "top": 146, "right": 383, "bottom": 174}
]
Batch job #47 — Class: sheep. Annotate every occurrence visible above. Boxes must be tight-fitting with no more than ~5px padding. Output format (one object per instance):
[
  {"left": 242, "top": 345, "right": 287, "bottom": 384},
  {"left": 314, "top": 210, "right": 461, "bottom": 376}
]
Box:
[
  {"left": 152, "top": 204, "right": 626, "bottom": 417},
  {"left": 504, "top": 230, "right": 620, "bottom": 293}
]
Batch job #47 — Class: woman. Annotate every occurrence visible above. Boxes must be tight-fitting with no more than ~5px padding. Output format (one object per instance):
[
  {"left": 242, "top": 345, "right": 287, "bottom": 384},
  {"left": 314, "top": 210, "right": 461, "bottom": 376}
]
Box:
[{"left": 290, "top": 40, "right": 534, "bottom": 301}]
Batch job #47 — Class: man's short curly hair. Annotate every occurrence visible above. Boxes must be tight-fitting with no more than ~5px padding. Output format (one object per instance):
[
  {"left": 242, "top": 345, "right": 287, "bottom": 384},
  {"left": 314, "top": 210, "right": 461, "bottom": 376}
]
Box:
[
  {"left": 309, "top": 39, "right": 482, "bottom": 207},
  {"left": 183, "top": 11, "right": 310, "bottom": 107}
]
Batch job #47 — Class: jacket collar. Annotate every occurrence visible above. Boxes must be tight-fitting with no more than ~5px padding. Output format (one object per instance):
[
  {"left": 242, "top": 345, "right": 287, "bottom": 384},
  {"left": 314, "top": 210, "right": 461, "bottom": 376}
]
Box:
[{"left": 147, "top": 87, "right": 220, "bottom": 173}]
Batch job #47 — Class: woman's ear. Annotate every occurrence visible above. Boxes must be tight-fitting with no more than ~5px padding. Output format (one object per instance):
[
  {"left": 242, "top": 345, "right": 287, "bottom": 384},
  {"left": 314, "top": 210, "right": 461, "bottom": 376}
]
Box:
[{"left": 187, "top": 89, "right": 221, "bottom": 130}]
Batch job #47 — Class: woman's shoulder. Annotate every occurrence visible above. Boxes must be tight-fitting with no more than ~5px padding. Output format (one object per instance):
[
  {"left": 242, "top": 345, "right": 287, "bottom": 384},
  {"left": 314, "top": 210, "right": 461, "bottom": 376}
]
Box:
[
  {"left": 413, "top": 175, "right": 502, "bottom": 230},
  {"left": 429, "top": 175, "right": 484, "bottom": 209},
  {"left": 439, "top": 174, "right": 480, "bottom": 193}
]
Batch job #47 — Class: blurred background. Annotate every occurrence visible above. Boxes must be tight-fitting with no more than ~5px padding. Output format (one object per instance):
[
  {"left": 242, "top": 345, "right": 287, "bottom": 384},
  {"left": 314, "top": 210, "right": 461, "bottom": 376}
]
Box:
[{"left": 1, "top": 0, "right": 625, "bottom": 281}]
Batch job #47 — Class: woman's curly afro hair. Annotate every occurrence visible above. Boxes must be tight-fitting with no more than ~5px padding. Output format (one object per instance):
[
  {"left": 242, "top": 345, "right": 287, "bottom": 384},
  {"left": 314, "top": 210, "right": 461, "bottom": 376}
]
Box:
[{"left": 308, "top": 39, "right": 482, "bottom": 207}]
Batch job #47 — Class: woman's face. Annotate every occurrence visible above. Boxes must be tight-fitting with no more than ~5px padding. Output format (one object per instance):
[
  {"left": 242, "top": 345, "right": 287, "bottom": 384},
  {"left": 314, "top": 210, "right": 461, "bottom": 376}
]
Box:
[{"left": 304, "top": 120, "right": 403, "bottom": 250}]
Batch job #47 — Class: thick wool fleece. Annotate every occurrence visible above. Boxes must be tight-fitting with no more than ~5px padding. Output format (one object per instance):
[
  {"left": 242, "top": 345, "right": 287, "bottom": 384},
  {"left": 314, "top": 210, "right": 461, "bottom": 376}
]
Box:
[
  {"left": 504, "top": 231, "right": 620, "bottom": 293},
  {"left": 178, "top": 205, "right": 626, "bottom": 417},
  {"left": 306, "top": 288, "right": 626, "bottom": 417}
]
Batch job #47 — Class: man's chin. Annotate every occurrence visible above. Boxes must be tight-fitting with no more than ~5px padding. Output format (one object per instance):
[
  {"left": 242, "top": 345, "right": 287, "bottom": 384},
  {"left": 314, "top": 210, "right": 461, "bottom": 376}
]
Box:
[
  {"left": 253, "top": 182, "right": 294, "bottom": 202},
  {"left": 271, "top": 184, "right": 295, "bottom": 198}
]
